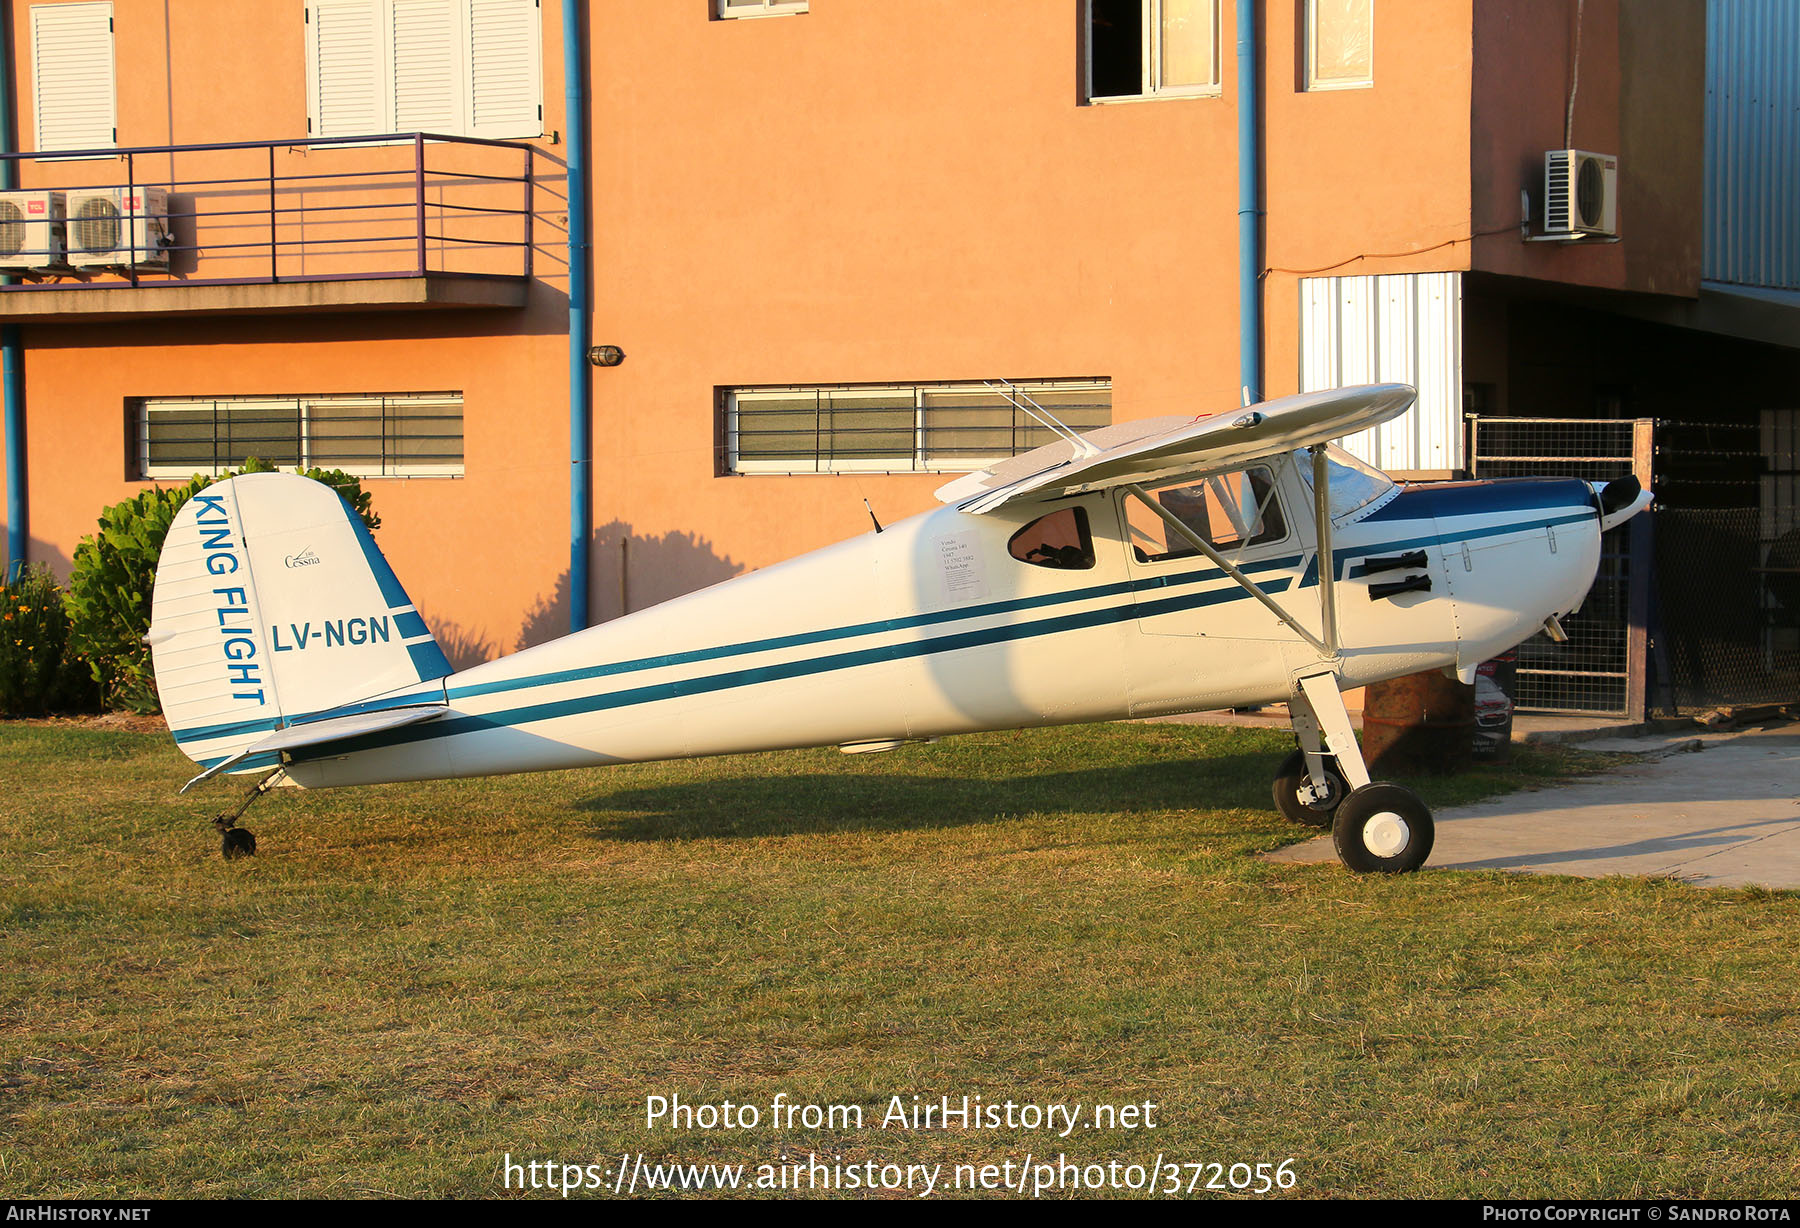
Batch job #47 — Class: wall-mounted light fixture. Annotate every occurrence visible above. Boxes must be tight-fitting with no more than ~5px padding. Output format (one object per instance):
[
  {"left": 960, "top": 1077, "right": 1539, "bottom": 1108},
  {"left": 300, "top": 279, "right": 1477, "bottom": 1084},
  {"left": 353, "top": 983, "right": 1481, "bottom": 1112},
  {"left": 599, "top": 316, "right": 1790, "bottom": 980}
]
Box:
[{"left": 588, "top": 345, "right": 626, "bottom": 367}]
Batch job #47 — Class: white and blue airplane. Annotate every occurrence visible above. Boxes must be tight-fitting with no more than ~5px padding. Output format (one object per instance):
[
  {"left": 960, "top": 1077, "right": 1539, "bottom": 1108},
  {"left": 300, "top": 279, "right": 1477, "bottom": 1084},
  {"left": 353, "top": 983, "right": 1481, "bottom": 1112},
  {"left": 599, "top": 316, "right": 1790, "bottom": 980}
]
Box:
[{"left": 147, "top": 384, "right": 1650, "bottom": 872}]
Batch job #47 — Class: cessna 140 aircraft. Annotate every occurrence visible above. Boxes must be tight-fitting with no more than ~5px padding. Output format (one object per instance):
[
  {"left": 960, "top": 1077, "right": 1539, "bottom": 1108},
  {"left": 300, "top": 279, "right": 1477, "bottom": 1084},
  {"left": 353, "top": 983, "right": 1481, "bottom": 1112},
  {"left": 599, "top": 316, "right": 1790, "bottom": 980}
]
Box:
[{"left": 148, "top": 383, "right": 1650, "bottom": 873}]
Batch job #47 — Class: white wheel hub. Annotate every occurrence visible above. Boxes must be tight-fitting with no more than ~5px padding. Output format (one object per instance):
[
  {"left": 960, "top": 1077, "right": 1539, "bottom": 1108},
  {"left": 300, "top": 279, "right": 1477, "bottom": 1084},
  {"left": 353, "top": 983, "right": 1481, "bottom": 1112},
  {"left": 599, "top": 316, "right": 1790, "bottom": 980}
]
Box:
[{"left": 1362, "top": 811, "right": 1411, "bottom": 858}]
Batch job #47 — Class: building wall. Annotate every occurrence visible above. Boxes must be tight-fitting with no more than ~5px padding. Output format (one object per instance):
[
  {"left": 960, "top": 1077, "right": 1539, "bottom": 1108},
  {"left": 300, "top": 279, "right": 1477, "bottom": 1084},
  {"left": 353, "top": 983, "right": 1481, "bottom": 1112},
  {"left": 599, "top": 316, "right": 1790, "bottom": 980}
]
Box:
[
  {"left": 4, "top": 0, "right": 573, "bottom": 659},
  {"left": 1468, "top": 0, "right": 1704, "bottom": 297},
  {"left": 1262, "top": 0, "right": 1475, "bottom": 404},
  {"left": 0, "top": 0, "right": 1709, "bottom": 658}
]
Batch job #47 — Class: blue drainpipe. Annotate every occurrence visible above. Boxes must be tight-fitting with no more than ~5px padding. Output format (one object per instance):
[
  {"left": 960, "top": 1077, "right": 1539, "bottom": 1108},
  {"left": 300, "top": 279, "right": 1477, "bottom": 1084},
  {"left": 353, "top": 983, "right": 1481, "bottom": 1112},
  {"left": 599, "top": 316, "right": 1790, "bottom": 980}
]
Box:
[
  {"left": 1, "top": 0, "right": 25, "bottom": 582},
  {"left": 1236, "top": 0, "right": 1262, "bottom": 406},
  {"left": 563, "top": 0, "right": 592, "bottom": 631}
]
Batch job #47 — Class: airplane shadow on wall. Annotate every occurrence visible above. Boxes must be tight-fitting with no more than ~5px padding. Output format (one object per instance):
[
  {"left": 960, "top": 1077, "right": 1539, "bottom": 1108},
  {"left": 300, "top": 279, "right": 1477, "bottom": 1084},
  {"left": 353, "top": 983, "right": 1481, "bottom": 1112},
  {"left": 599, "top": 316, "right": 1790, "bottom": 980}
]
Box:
[
  {"left": 515, "top": 520, "right": 747, "bottom": 653},
  {"left": 576, "top": 748, "right": 1279, "bottom": 842},
  {"left": 421, "top": 522, "right": 747, "bottom": 671}
]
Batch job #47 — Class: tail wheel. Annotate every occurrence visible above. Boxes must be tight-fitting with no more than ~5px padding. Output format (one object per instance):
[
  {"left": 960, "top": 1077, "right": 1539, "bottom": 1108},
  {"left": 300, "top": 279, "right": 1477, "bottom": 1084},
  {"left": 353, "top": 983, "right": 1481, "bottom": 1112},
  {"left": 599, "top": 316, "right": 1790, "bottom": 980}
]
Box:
[
  {"left": 1272, "top": 748, "right": 1348, "bottom": 828},
  {"left": 1331, "top": 783, "right": 1434, "bottom": 873},
  {"left": 220, "top": 828, "right": 257, "bottom": 860}
]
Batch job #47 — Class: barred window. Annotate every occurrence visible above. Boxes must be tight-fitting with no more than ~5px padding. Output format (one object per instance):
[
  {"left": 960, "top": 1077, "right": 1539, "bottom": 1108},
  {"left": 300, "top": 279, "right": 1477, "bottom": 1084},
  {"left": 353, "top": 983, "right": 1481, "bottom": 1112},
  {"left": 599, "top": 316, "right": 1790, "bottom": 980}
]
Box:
[
  {"left": 133, "top": 393, "right": 464, "bottom": 479},
  {"left": 722, "top": 379, "right": 1112, "bottom": 475}
]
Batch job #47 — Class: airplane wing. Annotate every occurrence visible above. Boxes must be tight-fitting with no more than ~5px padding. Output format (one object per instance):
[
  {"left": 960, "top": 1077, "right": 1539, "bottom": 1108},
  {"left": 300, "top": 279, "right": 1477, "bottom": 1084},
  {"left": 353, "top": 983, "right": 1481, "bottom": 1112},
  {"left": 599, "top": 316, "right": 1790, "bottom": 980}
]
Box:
[
  {"left": 934, "top": 384, "right": 1417, "bottom": 515},
  {"left": 180, "top": 703, "right": 451, "bottom": 793}
]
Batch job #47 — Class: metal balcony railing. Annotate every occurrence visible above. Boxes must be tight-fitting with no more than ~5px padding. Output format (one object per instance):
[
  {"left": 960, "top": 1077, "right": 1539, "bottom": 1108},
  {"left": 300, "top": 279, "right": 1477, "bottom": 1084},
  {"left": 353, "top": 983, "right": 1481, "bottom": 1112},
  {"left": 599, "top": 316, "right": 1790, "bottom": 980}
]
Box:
[{"left": 0, "top": 132, "right": 537, "bottom": 291}]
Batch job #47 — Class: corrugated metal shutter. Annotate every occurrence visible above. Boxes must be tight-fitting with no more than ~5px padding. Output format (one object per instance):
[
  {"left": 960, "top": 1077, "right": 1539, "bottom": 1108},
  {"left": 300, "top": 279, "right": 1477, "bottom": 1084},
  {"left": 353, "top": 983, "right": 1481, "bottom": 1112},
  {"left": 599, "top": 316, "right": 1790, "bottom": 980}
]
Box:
[
  {"left": 1298, "top": 272, "right": 1463, "bottom": 473},
  {"left": 31, "top": 2, "right": 115, "bottom": 153},
  {"left": 1705, "top": 0, "right": 1800, "bottom": 290},
  {"left": 467, "top": 0, "right": 541, "bottom": 138},
  {"left": 310, "top": 1, "right": 387, "bottom": 137},
  {"left": 392, "top": 0, "right": 461, "bottom": 133}
]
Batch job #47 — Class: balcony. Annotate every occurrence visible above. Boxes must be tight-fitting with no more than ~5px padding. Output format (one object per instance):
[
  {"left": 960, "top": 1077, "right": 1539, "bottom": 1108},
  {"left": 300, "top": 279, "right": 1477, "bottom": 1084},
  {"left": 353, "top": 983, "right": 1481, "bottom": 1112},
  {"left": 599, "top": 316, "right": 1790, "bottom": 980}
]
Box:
[{"left": 0, "top": 133, "right": 538, "bottom": 323}]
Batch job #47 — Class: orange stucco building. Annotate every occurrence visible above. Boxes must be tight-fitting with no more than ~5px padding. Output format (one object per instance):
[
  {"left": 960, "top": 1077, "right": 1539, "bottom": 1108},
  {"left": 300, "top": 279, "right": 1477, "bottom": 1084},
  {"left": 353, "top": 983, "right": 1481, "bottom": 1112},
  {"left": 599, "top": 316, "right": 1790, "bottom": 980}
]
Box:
[{"left": 3, "top": 0, "right": 1791, "bottom": 704}]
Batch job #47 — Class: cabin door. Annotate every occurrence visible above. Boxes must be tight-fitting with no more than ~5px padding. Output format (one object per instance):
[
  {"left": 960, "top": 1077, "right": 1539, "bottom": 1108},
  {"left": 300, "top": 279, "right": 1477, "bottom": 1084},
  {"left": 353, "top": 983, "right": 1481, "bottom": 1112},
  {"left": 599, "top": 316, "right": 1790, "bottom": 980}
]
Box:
[{"left": 1118, "top": 462, "right": 1314, "bottom": 643}]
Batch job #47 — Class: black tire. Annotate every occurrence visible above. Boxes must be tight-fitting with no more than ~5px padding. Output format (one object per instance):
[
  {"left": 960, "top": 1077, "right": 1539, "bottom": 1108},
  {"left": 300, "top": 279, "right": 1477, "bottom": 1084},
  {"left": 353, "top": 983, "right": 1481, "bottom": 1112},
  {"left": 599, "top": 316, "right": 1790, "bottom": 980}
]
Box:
[
  {"left": 1272, "top": 748, "right": 1349, "bottom": 828},
  {"left": 1331, "top": 783, "right": 1434, "bottom": 873},
  {"left": 221, "top": 827, "right": 257, "bottom": 860}
]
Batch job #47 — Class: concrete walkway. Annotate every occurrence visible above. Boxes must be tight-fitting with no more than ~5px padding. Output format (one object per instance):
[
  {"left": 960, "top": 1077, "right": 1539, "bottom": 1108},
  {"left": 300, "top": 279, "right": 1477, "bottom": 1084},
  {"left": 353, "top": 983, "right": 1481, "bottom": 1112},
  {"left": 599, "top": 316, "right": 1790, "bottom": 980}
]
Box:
[{"left": 1265, "top": 728, "right": 1800, "bottom": 889}]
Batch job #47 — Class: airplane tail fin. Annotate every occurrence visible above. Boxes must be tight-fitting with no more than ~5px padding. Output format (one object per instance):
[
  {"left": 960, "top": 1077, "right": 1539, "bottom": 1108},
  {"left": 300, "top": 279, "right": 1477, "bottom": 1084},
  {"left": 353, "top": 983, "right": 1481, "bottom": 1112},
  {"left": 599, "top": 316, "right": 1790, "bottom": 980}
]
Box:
[{"left": 147, "top": 472, "right": 453, "bottom": 777}]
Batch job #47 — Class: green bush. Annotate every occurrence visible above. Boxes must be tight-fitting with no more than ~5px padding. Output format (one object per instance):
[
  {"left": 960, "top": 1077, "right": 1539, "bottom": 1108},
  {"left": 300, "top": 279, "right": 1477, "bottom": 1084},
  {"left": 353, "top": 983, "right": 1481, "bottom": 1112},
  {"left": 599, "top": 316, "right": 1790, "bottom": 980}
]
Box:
[
  {"left": 0, "top": 564, "right": 98, "bottom": 716},
  {"left": 66, "top": 459, "right": 381, "bottom": 714}
]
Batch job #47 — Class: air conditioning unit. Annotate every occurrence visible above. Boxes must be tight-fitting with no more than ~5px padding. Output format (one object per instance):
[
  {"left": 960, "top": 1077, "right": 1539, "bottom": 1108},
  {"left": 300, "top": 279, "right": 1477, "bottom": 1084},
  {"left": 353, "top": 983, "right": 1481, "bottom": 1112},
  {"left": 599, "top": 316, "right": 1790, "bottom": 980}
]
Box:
[
  {"left": 0, "top": 190, "right": 69, "bottom": 271},
  {"left": 1544, "top": 149, "right": 1618, "bottom": 238},
  {"left": 66, "top": 186, "right": 173, "bottom": 270}
]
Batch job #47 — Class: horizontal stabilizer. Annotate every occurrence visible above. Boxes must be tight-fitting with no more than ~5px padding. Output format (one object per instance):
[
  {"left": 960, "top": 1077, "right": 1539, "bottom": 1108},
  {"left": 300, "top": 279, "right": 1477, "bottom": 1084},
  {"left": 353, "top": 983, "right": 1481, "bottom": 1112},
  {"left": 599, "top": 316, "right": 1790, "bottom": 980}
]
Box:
[
  {"left": 936, "top": 384, "right": 1417, "bottom": 515},
  {"left": 180, "top": 704, "right": 450, "bottom": 793}
]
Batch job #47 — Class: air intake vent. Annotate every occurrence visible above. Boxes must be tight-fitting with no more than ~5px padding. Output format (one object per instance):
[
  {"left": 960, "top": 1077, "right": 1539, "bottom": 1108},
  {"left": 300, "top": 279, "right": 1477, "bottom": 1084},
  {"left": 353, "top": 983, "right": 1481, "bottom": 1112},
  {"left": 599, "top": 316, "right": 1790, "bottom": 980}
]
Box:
[
  {"left": 0, "top": 200, "right": 24, "bottom": 257},
  {"left": 72, "top": 194, "right": 120, "bottom": 254}
]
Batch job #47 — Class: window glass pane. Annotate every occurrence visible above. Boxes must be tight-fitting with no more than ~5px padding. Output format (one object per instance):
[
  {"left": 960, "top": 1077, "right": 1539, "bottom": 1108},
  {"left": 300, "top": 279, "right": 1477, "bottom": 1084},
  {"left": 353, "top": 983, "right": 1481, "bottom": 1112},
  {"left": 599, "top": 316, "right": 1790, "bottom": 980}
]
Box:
[
  {"left": 1311, "top": 0, "right": 1372, "bottom": 86},
  {"left": 1160, "top": 0, "right": 1216, "bottom": 89},
  {"left": 221, "top": 400, "right": 302, "bottom": 469},
  {"left": 1089, "top": 0, "right": 1144, "bottom": 98},
  {"left": 1015, "top": 386, "right": 1114, "bottom": 438},
  {"left": 1126, "top": 466, "right": 1285, "bottom": 562},
  {"left": 1009, "top": 507, "right": 1095, "bottom": 570},
  {"left": 1295, "top": 444, "right": 1395, "bottom": 520},
  {"left": 734, "top": 393, "right": 821, "bottom": 465},
  {"left": 390, "top": 398, "right": 464, "bottom": 472},
  {"left": 307, "top": 398, "right": 384, "bottom": 471},
  {"left": 144, "top": 406, "right": 218, "bottom": 472},
  {"left": 923, "top": 388, "right": 1014, "bottom": 461},
  {"left": 821, "top": 391, "right": 913, "bottom": 463}
]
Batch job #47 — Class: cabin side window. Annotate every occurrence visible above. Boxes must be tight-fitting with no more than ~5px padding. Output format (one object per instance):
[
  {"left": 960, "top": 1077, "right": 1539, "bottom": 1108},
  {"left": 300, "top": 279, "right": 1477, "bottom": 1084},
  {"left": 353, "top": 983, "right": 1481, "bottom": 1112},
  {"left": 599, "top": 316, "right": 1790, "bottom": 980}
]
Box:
[
  {"left": 1125, "top": 465, "right": 1286, "bottom": 562},
  {"left": 1008, "top": 507, "right": 1096, "bottom": 570}
]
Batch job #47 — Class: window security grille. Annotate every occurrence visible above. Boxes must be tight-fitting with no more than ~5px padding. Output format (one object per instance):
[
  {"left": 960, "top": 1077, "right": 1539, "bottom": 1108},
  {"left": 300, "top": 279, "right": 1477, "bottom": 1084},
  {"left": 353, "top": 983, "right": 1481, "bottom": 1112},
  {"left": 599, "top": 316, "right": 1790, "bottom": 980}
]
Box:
[
  {"left": 136, "top": 393, "right": 464, "bottom": 479},
  {"left": 723, "top": 380, "right": 1112, "bottom": 475}
]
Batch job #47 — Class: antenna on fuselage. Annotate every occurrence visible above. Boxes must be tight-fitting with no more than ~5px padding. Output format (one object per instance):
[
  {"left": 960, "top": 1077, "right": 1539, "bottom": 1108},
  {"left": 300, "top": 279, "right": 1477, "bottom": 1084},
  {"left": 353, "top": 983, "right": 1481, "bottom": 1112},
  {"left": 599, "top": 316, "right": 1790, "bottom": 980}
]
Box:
[
  {"left": 986, "top": 379, "right": 1101, "bottom": 460},
  {"left": 864, "top": 498, "right": 884, "bottom": 534}
]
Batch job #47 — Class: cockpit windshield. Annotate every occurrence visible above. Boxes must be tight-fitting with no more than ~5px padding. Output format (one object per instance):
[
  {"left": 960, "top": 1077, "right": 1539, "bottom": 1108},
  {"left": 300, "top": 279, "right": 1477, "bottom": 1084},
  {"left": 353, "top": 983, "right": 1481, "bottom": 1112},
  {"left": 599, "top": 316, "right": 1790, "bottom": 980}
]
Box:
[{"left": 1294, "top": 445, "right": 1398, "bottom": 522}]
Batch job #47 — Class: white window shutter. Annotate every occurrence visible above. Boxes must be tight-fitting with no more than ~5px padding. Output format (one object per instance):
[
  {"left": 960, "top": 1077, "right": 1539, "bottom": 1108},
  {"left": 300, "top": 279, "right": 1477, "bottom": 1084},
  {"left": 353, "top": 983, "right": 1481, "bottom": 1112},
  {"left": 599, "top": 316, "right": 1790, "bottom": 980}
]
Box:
[
  {"left": 466, "top": 0, "right": 541, "bottom": 138},
  {"left": 308, "top": 0, "right": 387, "bottom": 138},
  {"left": 31, "top": 2, "right": 116, "bottom": 153},
  {"left": 391, "top": 0, "right": 461, "bottom": 134}
]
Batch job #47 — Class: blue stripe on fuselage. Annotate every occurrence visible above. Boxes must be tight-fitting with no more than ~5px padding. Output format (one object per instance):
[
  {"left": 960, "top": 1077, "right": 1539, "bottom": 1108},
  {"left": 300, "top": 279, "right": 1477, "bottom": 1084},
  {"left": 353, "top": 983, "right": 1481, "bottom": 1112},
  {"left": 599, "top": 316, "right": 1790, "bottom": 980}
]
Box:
[{"left": 287, "top": 572, "right": 1299, "bottom": 763}]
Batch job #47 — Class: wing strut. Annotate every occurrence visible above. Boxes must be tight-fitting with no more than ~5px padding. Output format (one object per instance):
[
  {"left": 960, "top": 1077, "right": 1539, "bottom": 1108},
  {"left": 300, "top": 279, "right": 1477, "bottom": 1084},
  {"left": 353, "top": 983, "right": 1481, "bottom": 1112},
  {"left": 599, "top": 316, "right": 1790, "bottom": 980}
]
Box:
[
  {"left": 1310, "top": 444, "right": 1340, "bottom": 655},
  {"left": 1122, "top": 481, "right": 1332, "bottom": 658}
]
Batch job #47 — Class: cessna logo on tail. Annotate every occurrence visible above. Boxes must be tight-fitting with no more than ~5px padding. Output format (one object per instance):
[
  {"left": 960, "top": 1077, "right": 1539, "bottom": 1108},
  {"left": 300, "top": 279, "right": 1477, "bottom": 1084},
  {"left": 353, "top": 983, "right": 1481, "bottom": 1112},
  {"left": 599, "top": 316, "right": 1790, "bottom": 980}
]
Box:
[{"left": 284, "top": 547, "right": 320, "bottom": 569}]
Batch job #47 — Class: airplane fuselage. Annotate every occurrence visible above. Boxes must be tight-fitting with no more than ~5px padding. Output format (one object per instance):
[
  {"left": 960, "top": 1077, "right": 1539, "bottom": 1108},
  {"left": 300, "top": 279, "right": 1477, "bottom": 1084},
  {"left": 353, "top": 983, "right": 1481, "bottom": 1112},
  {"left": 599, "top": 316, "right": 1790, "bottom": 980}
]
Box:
[{"left": 277, "top": 461, "right": 1603, "bottom": 789}]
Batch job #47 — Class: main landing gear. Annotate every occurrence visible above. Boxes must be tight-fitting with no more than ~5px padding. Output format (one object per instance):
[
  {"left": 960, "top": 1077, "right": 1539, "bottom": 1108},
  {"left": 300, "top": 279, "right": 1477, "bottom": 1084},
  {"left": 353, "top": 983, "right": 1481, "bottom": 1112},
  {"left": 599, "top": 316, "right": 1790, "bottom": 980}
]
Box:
[
  {"left": 212, "top": 768, "right": 285, "bottom": 860},
  {"left": 1275, "top": 673, "right": 1435, "bottom": 874}
]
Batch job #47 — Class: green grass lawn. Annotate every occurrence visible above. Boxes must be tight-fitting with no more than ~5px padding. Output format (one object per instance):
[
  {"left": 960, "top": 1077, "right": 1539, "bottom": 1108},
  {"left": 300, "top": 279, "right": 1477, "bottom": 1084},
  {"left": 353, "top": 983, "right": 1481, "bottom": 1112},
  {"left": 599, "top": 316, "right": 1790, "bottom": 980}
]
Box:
[{"left": 2, "top": 720, "right": 1796, "bottom": 1199}]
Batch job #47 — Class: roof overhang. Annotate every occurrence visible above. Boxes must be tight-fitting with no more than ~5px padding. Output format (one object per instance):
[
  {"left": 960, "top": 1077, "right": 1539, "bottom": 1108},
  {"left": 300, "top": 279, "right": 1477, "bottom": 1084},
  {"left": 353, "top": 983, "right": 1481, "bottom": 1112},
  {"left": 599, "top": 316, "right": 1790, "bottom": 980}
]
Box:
[{"left": 1581, "top": 279, "right": 1800, "bottom": 351}]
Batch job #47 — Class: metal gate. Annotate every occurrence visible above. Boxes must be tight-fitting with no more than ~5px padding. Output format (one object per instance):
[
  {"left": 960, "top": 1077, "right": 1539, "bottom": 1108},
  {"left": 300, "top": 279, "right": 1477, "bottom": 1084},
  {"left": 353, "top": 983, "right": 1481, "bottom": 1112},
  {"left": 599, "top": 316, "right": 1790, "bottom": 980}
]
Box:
[
  {"left": 1650, "top": 417, "right": 1800, "bottom": 713},
  {"left": 1467, "top": 417, "right": 1653, "bottom": 718}
]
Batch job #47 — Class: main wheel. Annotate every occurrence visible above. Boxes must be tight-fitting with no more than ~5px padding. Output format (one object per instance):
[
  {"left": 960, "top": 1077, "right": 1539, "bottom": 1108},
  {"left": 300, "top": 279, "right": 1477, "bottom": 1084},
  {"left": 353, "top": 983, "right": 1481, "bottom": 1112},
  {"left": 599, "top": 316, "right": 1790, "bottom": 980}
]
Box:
[
  {"left": 1272, "top": 748, "right": 1349, "bottom": 828},
  {"left": 1331, "top": 783, "right": 1433, "bottom": 873},
  {"left": 221, "top": 827, "right": 257, "bottom": 860}
]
